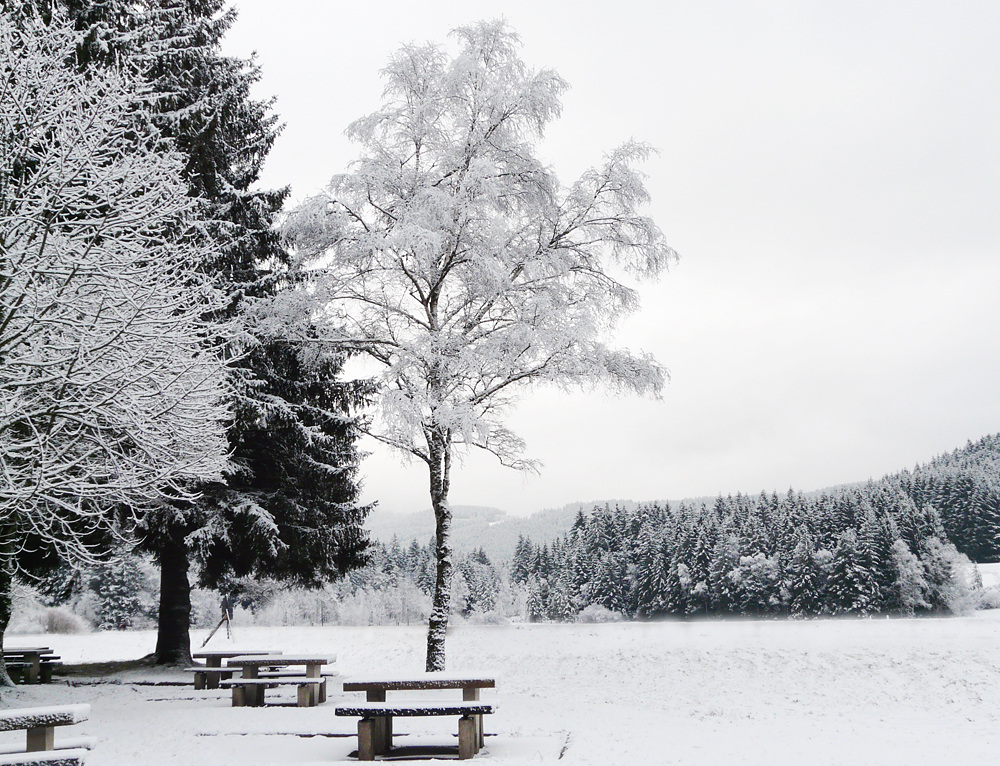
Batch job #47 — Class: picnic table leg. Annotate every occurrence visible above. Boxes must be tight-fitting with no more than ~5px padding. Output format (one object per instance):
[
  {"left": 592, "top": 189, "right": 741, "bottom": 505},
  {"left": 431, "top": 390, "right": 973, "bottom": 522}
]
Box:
[
  {"left": 303, "top": 663, "right": 321, "bottom": 707},
  {"left": 366, "top": 690, "right": 391, "bottom": 753},
  {"left": 27, "top": 656, "right": 40, "bottom": 684},
  {"left": 26, "top": 725, "right": 54, "bottom": 752},
  {"left": 358, "top": 718, "right": 376, "bottom": 761},
  {"left": 206, "top": 658, "right": 222, "bottom": 690},
  {"left": 458, "top": 716, "right": 477, "bottom": 760},
  {"left": 235, "top": 667, "right": 263, "bottom": 707},
  {"left": 463, "top": 687, "right": 484, "bottom": 749}
]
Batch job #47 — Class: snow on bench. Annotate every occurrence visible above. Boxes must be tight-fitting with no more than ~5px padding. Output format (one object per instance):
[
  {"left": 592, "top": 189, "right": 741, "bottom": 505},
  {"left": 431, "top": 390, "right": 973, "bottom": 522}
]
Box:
[
  {"left": 335, "top": 700, "right": 496, "bottom": 761},
  {"left": 0, "top": 748, "right": 89, "bottom": 766},
  {"left": 0, "top": 705, "right": 91, "bottom": 762}
]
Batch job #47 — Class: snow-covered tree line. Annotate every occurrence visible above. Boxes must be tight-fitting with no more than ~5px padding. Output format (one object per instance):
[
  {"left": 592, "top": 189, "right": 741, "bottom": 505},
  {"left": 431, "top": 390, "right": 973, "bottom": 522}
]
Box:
[
  {"left": 516, "top": 485, "right": 980, "bottom": 620},
  {"left": 24, "top": 539, "right": 527, "bottom": 629},
  {"left": 892, "top": 434, "right": 1000, "bottom": 563}
]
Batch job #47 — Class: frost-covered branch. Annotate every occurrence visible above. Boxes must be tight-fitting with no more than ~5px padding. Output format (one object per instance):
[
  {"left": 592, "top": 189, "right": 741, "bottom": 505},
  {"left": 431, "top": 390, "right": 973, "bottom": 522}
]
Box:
[{"left": 0, "top": 15, "right": 231, "bottom": 567}]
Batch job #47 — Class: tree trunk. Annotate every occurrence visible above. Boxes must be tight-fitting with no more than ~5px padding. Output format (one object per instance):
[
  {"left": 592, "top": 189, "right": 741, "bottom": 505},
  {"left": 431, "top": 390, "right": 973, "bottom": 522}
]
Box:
[
  {"left": 425, "top": 431, "right": 453, "bottom": 671},
  {"left": 154, "top": 527, "right": 192, "bottom": 665},
  {"left": 0, "top": 556, "right": 14, "bottom": 687}
]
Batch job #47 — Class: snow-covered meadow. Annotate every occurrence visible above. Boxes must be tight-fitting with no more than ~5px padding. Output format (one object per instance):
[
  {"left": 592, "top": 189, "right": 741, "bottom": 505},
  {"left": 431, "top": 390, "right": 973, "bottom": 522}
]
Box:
[{"left": 4, "top": 608, "right": 1000, "bottom": 765}]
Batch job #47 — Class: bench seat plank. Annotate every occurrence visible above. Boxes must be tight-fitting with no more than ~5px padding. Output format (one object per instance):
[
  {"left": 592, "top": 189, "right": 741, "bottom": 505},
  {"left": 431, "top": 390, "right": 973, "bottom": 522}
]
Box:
[
  {"left": 185, "top": 667, "right": 233, "bottom": 675},
  {"left": 335, "top": 701, "right": 495, "bottom": 717},
  {"left": 221, "top": 678, "right": 324, "bottom": 686}
]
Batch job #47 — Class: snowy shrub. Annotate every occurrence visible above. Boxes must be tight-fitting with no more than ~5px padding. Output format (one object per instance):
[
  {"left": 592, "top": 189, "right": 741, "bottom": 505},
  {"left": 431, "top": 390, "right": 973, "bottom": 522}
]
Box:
[
  {"left": 44, "top": 607, "right": 89, "bottom": 634},
  {"left": 466, "top": 610, "right": 510, "bottom": 625},
  {"left": 977, "top": 587, "right": 1000, "bottom": 610},
  {"left": 191, "top": 588, "right": 221, "bottom": 629},
  {"left": 890, "top": 540, "right": 930, "bottom": 613},
  {"left": 577, "top": 604, "right": 624, "bottom": 623},
  {"left": 7, "top": 580, "right": 47, "bottom": 634},
  {"left": 920, "top": 537, "right": 979, "bottom": 615}
]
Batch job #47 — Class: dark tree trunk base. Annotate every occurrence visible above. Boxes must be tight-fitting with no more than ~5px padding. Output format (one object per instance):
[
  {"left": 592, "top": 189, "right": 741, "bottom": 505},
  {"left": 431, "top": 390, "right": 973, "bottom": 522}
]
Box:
[{"left": 154, "top": 528, "right": 192, "bottom": 665}]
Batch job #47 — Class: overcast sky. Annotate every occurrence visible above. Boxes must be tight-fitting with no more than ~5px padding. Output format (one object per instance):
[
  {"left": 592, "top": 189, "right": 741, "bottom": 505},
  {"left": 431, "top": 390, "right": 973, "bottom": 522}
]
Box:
[{"left": 221, "top": 0, "right": 1000, "bottom": 517}]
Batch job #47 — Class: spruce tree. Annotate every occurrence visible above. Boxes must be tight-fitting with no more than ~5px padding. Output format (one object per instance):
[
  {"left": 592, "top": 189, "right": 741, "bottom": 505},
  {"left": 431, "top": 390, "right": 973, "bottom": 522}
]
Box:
[
  {"left": 787, "top": 526, "right": 821, "bottom": 616},
  {"left": 826, "top": 529, "right": 877, "bottom": 615}
]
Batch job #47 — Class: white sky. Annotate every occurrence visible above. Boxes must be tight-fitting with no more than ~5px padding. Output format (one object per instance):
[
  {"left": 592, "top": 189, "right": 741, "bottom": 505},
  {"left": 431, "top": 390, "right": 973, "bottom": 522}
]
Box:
[{"left": 221, "top": 0, "right": 1000, "bottom": 517}]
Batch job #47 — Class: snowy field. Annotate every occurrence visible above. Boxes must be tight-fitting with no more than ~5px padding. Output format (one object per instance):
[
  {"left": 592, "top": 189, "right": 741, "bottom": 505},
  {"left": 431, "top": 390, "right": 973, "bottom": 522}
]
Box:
[{"left": 4, "top": 611, "right": 1000, "bottom": 765}]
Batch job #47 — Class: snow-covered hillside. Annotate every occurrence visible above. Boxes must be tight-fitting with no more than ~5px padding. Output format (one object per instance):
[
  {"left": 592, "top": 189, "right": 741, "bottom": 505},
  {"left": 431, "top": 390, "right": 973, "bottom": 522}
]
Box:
[{"left": 3, "top": 612, "right": 1000, "bottom": 764}]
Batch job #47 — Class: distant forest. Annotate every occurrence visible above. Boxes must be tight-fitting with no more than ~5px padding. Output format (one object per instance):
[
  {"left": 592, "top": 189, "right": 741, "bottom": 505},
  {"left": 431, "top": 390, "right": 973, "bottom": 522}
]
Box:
[
  {"left": 322, "top": 433, "right": 1000, "bottom": 622},
  {"left": 21, "top": 435, "right": 1000, "bottom": 629}
]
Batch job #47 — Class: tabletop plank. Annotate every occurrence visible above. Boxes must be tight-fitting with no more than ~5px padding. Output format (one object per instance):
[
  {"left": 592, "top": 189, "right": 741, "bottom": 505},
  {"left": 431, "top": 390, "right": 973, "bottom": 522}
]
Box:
[
  {"left": 227, "top": 654, "right": 335, "bottom": 666},
  {"left": 343, "top": 673, "right": 495, "bottom": 692}
]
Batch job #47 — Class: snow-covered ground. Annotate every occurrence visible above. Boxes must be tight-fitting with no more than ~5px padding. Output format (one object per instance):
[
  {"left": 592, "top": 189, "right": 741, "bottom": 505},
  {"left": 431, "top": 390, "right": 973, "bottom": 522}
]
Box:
[{"left": 4, "top": 611, "right": 1000, "bottom": 765}]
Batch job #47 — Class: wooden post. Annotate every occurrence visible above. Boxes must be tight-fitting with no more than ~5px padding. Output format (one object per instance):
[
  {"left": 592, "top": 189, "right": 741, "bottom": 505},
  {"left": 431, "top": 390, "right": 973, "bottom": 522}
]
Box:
[
  {"left": 358, "top": 718, "right": 376, "bottom": 761},
  {"left": 458, "top": 716, "right": 477, "bottom": 760},
  {"left": 367, "top": 689, "right": 390, "bottom": 753},
  {"left": 464, "top": 687, "right": 484, "bottom": 748},
  {"left": 26, "top": 725, "right": 54, "bottom": 752},
  {"left": 193, "top": 671, "right": 206, "bottom": 690},
  {"left": 297, "top": 683, "right": 310, "bottom": 707},
  {"left": 245, "top": 666, "right": 263, "bottom": 706},
  {"left": 26, "top": 653, "right": 40, "bottom": 684},
  {"left": 304, "top": 662, "right": 321, "bottom": 706},
  {"left": 206, "top": 657, "right": 223, "bottom": 690}
]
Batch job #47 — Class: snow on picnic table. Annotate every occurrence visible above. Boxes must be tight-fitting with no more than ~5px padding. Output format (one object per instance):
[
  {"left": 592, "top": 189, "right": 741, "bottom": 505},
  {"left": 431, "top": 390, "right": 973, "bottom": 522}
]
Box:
[{"left": 2, "top": 612, "right": 1000, "bottom": 764}]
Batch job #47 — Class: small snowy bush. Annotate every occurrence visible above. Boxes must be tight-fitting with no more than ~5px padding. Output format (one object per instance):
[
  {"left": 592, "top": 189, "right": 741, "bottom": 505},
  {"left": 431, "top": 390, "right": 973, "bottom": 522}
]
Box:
[
  {"left": 467, "top": 610, "right": 510, "bottom": 626},
  {"left": 7, "top": 580, "right": 47, "bottom": 634},
  {"left": 977, "top": 587, "right": 1000, "bottom": 610},
  {"left": 577, "top": 604, "right": 624, "bottom": 623},
  {"left": 43, "top": 607, "right": 88, "bottom": 634}
]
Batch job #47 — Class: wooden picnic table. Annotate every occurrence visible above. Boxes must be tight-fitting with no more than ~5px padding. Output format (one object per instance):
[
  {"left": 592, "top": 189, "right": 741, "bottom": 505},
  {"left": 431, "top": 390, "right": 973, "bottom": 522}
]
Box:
[
  {"left": 341, "top": 673, "right": 496, "bottom": 758},
  {"left": 3, "top": 648, "right": 56, "bottom": 685},
  {"left": 225, "top": 654, "right": 336, "bottom": 707},
  {"left": 189, "top": 649, "right": 278, "bottom": 689}
]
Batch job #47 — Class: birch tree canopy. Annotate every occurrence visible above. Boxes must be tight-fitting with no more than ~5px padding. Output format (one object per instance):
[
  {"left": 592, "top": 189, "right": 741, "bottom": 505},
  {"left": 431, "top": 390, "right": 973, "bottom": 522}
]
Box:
[
  {"left": 280, "top": 19, "right": 677, "bottom": 669},
  {"left": 0, "top": 14, "right": 231, "bottom": 565}
]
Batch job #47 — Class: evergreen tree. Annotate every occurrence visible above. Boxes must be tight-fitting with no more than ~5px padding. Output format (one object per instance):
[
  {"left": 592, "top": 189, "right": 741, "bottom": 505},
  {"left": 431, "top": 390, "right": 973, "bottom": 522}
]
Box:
[
  {"left": 787, "top": 527, "right": 821, "bottom": 616},
  {"left": 825, "top": 529, "right": 877, "bottom": 615},
  {"left": 707, "top": 533, "right": 742, "bottom": 613},
  {"left": 89, "top": 554, "right": 148, "bottom": 630},
  {"left": 634, "top": 527, "right": 670, "bottom": 617}
]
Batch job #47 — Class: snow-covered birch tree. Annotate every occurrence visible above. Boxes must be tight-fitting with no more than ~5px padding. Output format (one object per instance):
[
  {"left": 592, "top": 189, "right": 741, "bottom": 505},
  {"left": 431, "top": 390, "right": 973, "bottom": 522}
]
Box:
[
  {"left": 280, "top": 21, "right": 677, "bottom": 670},
  {"left": 0, "top": 13, "right": 230, "bottom": 679}
]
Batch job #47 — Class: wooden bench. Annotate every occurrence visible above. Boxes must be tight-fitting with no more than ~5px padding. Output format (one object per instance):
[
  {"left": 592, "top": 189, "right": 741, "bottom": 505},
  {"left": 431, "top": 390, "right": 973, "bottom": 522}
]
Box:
[
  {"left": 335, "top": 701, "right": 496, "bottom": 760},
  {"left": 0, "top": 705, "right": 91, "bottom": 764},
  {"left": 3, "top": 650, "right": 60, "bottom": 685},
  {"left": 343, "top": 674, "right": 495, "bottom": 753},
  {"left": 221, "top": 677, "right": 326, "bottom": 707},
  {"left": 189, "top": 650, "right": 280, "bottom": 690},
  {"left": 185, "top": 666, "right": 234, "bottom": 690}
]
